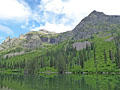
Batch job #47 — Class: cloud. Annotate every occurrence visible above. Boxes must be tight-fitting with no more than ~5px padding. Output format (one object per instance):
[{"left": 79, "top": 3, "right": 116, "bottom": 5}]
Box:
[
  {"left": 0, "top": 0, "right": 31, "bottom": 20},
  {"left": 35, "top": 0, "right": 90, "bottom": 33},
  {"left": 31, "top": 22, "right": 73, "bottom": 33},
  {"left": 40, "top": 0, "right": 120, "bottom": 18},
  {"left": 33, "top": 0, "right": 120, "bottom": 33},
  {"left": 0, "top": 25, "right": 14, "bottom": 35},
  {"left": 39, "top": 0, "right": 90, "bottom": 24},
  {"left": 1, "top": 0, "right": 120, "bottom": 34}
]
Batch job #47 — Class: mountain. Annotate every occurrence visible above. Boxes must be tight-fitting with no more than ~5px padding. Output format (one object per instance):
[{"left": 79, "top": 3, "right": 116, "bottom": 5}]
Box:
[
  {"left": 60, "top": 10, "right": 120, "bottom": 40},
  {"left": 0, "top": 10, "right": 120, "bottom": 74},
  {"left": 1, "top": 10, "right": 120, "bottom": 51}
]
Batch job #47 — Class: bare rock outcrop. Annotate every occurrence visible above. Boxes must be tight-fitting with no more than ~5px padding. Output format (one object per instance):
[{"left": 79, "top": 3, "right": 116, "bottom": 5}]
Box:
[
  {"left": 73, "top": 41, "right": 91, "bottom": 51},
  {"left": 3, "top": 51, "right": 25, "bottom": 59}
]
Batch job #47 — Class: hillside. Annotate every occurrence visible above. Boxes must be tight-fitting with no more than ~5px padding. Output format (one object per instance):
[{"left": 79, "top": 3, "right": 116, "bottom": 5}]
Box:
[
  {"left": 0, "top": 29, "right": 59, "bottom": 51},
  {"left": 0, "top": 10, "right": 120, "bottom": 74}
]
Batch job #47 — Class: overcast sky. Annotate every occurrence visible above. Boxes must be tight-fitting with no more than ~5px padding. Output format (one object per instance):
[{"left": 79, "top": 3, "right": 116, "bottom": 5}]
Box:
[{"left": 0, "top": 0, "right": 120, "bottom": 42}]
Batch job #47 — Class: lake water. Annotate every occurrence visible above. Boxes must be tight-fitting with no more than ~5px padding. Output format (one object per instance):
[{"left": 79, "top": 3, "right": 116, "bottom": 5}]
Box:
[{"left": 0, "top": 73, "right": 120, "bottom": 90}]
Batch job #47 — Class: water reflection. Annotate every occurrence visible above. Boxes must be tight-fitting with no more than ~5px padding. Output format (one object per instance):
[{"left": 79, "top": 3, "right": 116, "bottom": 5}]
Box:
[{"left": 0, "top": 73, "right": 120, "bottom": 90}]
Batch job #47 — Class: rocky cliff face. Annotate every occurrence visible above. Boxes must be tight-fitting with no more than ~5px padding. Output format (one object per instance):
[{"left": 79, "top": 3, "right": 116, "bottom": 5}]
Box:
[{"left": 0, "top": 30, "right": 59, "bottom": 50}]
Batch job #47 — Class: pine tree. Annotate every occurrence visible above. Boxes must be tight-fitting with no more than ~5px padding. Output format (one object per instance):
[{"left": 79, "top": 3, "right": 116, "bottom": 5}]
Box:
[{"left": 104, "top": 49, "right": 107, "bottom": 64}]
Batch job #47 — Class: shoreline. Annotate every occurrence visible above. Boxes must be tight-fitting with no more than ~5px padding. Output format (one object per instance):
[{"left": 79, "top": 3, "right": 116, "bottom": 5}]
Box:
[{"left": 1, "top": 69, "right": 120, "bottom": 75}]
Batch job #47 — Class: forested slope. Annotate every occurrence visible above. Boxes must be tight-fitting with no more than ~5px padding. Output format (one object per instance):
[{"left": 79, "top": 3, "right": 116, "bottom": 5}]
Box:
[{"left": 0, "top": 31, "right": 120, "bottom": 74}]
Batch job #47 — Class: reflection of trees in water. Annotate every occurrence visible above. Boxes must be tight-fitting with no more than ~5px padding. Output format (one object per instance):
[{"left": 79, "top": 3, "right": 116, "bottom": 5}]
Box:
[{"left": 0, "top": 74, "right": 120, "bottom": 90}]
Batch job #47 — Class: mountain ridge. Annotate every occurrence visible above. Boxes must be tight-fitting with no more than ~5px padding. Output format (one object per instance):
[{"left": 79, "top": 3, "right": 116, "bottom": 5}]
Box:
[{"left": 1, "top": 10, "right": 120, "bottom": 51}]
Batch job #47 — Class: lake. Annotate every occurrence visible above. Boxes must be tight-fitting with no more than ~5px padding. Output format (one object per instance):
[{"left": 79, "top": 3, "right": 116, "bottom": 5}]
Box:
[{"left": 0, "top": 73, "right": 120, "bottom": 90}]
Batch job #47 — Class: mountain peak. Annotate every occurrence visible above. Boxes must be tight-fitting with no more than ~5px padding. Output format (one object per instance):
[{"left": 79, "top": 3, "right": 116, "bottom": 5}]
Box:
[{"left": 89, "top": 10, "right": 105, "bottom": 17}]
